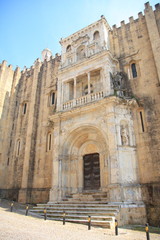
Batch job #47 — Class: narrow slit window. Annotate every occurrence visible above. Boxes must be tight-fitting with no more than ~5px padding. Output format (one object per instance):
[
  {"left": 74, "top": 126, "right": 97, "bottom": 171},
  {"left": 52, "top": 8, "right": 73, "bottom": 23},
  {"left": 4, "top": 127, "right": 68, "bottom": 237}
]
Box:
[
  {"left": 140, "top": 111, "right": 145, "bottom": 132},
  {"left": 131, "top": 63, "right": 137, "bottom": 78},
  {"left": 7, "top": 158, "right": 10, "bottom": 166},
  {"left": 49, "top": 133, "right": 52, "bottom": 150},
  {"left": 47, "top": 133, "right": 52, "bottom": 151},
  {"left": 51, "top": 92, "right": 55, "bottom": 105},
  {"left": 17, "top": 140, "right": 20, "bottom": 156},
  {"left": 23, "top": 103, "right": 27, "bottom": 114}
]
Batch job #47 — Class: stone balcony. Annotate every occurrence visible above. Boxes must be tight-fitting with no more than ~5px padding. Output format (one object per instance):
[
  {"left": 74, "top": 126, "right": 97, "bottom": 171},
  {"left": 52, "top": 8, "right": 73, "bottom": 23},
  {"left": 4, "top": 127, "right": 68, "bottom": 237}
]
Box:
[{"left": 62, "top": 90, "right": 104, "bottom": 110}]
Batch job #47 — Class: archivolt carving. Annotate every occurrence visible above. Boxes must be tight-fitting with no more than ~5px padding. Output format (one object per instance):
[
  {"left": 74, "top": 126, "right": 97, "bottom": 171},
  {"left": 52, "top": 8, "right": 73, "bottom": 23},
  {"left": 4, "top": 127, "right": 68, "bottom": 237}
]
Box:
[{"left": 73, "top": 34, "right": 90, "bottom": 46}]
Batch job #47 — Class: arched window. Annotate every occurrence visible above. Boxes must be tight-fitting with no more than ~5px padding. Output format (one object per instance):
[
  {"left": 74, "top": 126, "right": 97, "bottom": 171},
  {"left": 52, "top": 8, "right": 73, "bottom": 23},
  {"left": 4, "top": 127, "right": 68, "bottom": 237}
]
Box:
[
  {"left": 131, "top": 63, "right": 137, "bottom": 78},
  {"left": 76, "top": 45, "right": 85, "bottom": 60},
  {"left": 66, "top": 45, "right": 71, "bottom": 52},
  {"left": 16, "top": 139, "right": 21, "bottom": 156},
  {"left": 46, "top": 133, "right": 52, "bottom": 151},
  {"left": 93, "top": 31, "right": 100, "bottom": 40}
]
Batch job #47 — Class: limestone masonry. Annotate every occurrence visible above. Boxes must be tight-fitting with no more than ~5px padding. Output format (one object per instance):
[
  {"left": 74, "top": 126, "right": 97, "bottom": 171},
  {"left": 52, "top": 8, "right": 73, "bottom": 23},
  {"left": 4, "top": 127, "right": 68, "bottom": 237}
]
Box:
[{"left": 0, "top": 2, "right": 160, "bottom": 226}]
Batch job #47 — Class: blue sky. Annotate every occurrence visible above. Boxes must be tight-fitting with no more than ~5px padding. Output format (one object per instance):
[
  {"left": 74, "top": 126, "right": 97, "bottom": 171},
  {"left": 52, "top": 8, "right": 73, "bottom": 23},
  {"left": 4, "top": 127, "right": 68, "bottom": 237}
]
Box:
[{"left": 0, "top": 0, "right": 158, "bottom": 69}]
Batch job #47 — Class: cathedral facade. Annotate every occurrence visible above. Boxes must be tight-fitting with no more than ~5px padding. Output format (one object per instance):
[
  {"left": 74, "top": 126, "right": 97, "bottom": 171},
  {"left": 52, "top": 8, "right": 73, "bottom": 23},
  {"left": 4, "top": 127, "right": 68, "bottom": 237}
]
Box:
[{"left": 0, "top": 2, "right": 160, "bottom": 225}]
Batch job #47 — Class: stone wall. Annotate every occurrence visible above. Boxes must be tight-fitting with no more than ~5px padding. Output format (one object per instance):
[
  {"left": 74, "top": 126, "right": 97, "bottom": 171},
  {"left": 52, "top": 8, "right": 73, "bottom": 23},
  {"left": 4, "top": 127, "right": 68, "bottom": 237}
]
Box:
[
  {"left": 109, "top": 2, "right": 160, "bottom": 225},
  {"left": 0, "top": 56, "right": 60, "bottom": 203}
]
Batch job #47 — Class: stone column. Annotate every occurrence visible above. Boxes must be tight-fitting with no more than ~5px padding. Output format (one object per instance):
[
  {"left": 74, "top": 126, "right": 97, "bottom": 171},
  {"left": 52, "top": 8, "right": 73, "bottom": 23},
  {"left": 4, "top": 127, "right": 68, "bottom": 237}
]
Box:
[
  {"left": 103, "top": 64, "right": 114, "bottom": 96},
  {"left": 56, "top": 79, "right": 62, "bottom": 111},
  {"left": 87, "top": 72, "right": 91, "bottom": 95},
  {"left": 100, "top": 68, "right": 106, "bottom": 93},
  {"left": 74, "top": 77, "right": 77, "bottom": 99},
  {"left": 49, "top": 120, "right": 61, "bottom": 202}
]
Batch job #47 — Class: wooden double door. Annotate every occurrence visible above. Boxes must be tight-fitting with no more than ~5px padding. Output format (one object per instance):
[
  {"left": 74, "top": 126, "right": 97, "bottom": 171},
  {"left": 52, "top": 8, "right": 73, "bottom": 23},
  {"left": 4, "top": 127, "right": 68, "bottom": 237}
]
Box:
[{"left": 83, "top": 153, "right": 100, "bottom": 190}]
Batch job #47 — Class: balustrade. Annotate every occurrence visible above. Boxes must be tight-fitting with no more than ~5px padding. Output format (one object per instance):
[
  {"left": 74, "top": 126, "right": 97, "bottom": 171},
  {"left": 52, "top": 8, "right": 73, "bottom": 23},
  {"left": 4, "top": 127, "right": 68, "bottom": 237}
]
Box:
[{"left": 62, "top": 91, "right": 104, "bottom": 110}]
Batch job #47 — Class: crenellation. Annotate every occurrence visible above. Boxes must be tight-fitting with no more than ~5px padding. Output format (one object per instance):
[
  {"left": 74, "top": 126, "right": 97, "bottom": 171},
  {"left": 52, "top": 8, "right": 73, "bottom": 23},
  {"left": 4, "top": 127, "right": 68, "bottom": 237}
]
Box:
[
  {"left": 112, "top": 24, "right": 117, "bottom": 29},
  {"left": 15, "top": 66, "right": 21, "bottom": 73},
  {"left": 120, "top": 20, "right": 125, "bottom": 27},
  {"left": 145, "top": 1, "right": 150, "bottom": 9},
  {"left": 8, "top": 64, "right": 13, "bottom": 69},
  {"left": 2, "top": 60, "right": 7, "bottom": 65},
  {"left": 129, "top": 16, "right": 134, "bottom": 24},
  {"left": 138, "top": 12, "right": 143, "bottom": 19},
  {"left": 155, "top": 3, "right": 160, "bottom": 10}
]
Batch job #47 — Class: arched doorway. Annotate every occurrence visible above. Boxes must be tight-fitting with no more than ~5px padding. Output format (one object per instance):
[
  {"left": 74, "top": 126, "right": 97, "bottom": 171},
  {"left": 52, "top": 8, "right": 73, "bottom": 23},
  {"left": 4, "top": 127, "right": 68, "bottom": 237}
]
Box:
[
  {"left": 60, "top": 125, "right": 109, "bottom": 197},
  {"left": 83, "top": 153, "right": 100, "bottom": 190}
]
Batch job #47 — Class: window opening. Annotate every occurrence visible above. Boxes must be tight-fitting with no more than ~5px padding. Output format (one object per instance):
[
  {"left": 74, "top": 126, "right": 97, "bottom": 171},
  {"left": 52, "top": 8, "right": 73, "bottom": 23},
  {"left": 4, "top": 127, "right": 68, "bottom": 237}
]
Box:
[
  {"left": 47, "top": 133, "right": 52, "bottom": 151},
  {"left": 131, "top": 63, "right": 137, "bottom": 78},
  {"left": 49, "top": 133, "right": 51, "bottom": 150},
  {"left": 93, "top": 31, "right": 100, "bottom": 40},
  {"left": 140, "top": 111, "right": 145, "bottom": 132},
  {"left": 66, "top": 45, "right": 71, "bottom": 52},
  {"left": 17, "top": 140, "right": 20, "bottom": 156},
  {"left": 51, "top": 92, "right": 55, "bottom": 105},
  {"left": 23, "top": 103, "right": 27, "bottom": 114}
]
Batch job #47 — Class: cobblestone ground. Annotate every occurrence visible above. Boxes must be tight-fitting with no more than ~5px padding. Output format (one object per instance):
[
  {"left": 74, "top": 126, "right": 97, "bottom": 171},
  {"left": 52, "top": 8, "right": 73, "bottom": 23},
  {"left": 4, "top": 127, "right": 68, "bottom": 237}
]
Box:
[{"left": 0, "top": 201, "right": 159, "bottom": 240}]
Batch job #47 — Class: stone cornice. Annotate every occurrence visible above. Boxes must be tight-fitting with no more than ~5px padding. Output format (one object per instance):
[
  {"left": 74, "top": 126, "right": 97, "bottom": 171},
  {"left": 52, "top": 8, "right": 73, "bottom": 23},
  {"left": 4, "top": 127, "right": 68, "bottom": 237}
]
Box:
[
  {"left": 49, "top": 96, "right": 138, "bottom": 122},
  {"left": 59, "top": 50, "right": 118, "bottom": 75},
  {"left": 59, "top": 17, "right": 111, "bottom": 45}
]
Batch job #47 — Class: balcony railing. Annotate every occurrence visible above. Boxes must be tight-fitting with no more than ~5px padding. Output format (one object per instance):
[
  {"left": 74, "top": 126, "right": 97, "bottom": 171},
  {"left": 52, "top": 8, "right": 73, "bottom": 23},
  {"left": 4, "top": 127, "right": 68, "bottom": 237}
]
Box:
[{"left": 62, "top": 91, "right": 104, "bottom": 110}]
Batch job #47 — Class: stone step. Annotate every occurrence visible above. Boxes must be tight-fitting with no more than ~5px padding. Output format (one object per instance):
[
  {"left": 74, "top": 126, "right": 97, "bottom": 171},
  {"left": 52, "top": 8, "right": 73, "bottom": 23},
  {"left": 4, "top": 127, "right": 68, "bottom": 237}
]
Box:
[
  {"left": 46, "top": 218, "right": 112, "bottom": 228},
  {"left": 62, "top": 196, "right": 107, "bottom": 200},
  {"left": 69, "top": 191, "right": 107, "bottom": 195},
  {"left": 40, "top": 213, "right": 113, "bottom": 220},
  {"left": 70, "top": 194, "right": 108, "bottom": 198},
  {"left": 30, "top": 192, "right": 119, "bottom": 228},
  {"left": 65, "top": 194, "right": 107, "bottom": 198},
  {"left": 53, "top": 200, "right": 109, "bottom": 203},
  {"left": 64, "top": 198, "right": 107, "bottom": 202},
  {"left": 36, "top": 204, "right": 119, "bottom": 208},
  {"left": 64, "top": 192, "right": 108, "bottom": 201},
  {"left": 33, "top": 207, "right": 119, "bottom": 212},
  {"left": 39, "top": 201, "right": 118, "bottom": 206},
  {"left": 31, "top": 209, "right": 117, "bottom": 216}
]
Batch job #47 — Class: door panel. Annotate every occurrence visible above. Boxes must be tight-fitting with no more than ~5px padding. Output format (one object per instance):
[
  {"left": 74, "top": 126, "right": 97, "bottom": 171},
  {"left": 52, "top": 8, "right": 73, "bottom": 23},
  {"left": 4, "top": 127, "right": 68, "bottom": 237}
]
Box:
[{"left": 83, "top": 153, "right": 100, "bottom": 190}]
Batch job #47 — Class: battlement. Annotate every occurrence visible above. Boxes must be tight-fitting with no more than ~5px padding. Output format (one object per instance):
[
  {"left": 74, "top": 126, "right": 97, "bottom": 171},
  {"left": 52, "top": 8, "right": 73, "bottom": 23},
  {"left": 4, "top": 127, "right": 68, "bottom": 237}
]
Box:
[
  {"left": 155, "top": 3, "right": 160, "bottom": 10},
  {"left": 0, "top": 52, "right": 61, "bottom": 76},
  {"left": 112, "top": 12, "right": 144, "bottom": 32},
  {"left": 111, "top": 2, "right": 159, "bottom": 33},
  {"left": 0, "top": 60, "right": 13, "bottom": 70}
]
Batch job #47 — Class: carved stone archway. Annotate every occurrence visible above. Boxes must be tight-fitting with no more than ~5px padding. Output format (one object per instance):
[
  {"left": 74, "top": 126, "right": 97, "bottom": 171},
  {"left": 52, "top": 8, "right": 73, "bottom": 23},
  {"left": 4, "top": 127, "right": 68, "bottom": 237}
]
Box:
[{"left": 60, "top": 125, "right": 109, "bottom": 197}]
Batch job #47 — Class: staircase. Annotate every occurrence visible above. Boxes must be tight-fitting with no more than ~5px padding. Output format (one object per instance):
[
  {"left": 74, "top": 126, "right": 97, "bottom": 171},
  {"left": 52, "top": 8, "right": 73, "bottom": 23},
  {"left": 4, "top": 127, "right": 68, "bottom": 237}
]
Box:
[{"left": 30, "top": 192, "right": 120, "bottom": 229}]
